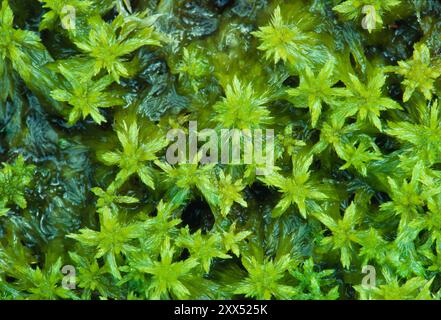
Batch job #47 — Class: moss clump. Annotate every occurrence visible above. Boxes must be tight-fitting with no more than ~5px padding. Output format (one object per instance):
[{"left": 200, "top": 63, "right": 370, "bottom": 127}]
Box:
[{"left": 1, "top": 0, "right": 441, "bottom": 300}]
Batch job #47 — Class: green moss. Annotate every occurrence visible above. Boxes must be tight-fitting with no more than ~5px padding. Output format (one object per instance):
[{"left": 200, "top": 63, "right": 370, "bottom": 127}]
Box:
[{"left": 1, "top": 0, "right": 441, "bottom": 300}]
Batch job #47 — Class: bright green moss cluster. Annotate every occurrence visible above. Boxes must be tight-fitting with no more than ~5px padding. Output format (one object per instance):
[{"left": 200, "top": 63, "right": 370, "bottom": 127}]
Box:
[{"left": 1, "top": 0, "right": 441, "bottom": 300}]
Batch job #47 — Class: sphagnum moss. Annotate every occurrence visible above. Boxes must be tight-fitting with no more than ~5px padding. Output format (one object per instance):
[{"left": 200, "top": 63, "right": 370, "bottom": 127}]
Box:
[{"left": 0, "top": 0, "right": 441, "bottom": 300}]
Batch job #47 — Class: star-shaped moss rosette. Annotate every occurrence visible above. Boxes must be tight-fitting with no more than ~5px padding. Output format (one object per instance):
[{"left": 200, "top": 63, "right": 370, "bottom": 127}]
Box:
[
  {"left": 99, "top": 121, "right": 169, "bottom": 189},
  {"left": 390, "top": 43, "right": 441, "bottom": 102}
]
